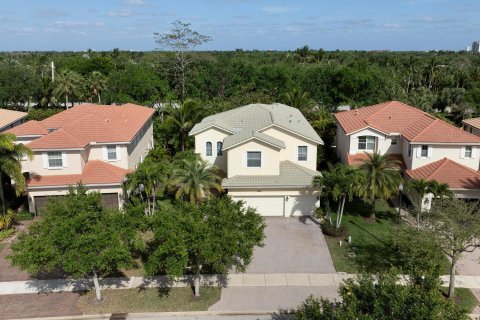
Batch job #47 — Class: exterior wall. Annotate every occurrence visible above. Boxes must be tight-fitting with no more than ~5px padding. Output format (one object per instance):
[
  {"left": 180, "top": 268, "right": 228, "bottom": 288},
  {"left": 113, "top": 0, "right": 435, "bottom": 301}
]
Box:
[
  {"left": 454, "top": 189, "right": 480, "bottom": 199},
  {"left": 228, "top": 188, "right": 321, "bottom": 196},
  {"left": 0, "top": 118, "right": 25, "bottom": 133},
  {"left": 128, "top": 119, "right": 154, "bottom": 169},
  {"left": 27, "top": 185, "right": 125, "bottom": 213},
  {"left": 260, "top": 127, "right": 317, "bottom": 171},
  {"left": 464, "top": 124, "right": 480, "bottom": 137},
  {"left": 226, "top": 140, "right": 280, "bottom": 178},
  {"left": 22, "top": 150, "right": 86, "bottom": 176},
  {"left": 336, "top": 124, "right": 350, "bottom": 163},
  {"left": 410, "top": 144, "right": 479, "bottom": 170},
  {"left": 349, "top": 128, "right": 387, "bottom": 155},
  {"left": 194, "top": 127, "right": 230, "bottom": 172},
  {"left": 87, "top": 145, "right": 129, "bottom": 169}
]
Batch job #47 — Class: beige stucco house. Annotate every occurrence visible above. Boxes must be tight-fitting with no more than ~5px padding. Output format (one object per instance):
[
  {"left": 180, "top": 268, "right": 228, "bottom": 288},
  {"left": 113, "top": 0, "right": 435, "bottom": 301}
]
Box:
[
  {"left": 0, "top": 109, "right": 27, "bottom": 132},
  {"left": 8, "top": 103, "right": 155, "bottom": 213},
  {"left": 190, "top": 103, "right": 324, "bottom": 217},
  {"left": 334, "top": 101, "right": 480, "bottom": 208}
]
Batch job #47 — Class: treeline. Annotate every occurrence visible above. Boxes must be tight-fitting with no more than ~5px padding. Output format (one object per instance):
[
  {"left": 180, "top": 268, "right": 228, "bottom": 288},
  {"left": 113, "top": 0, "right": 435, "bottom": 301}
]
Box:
[{"left": 1, "top": 49, "right": 480, "bottom": 119}]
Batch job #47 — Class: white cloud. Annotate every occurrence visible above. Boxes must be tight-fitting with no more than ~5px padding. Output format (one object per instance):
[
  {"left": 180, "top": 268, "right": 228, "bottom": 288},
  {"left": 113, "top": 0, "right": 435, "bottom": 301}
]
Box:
[
  {"left": 125, "top": 0, "right": 146, "bottom": 5},
  {"left": 54, "top": 21, "right": 104, "bottom": 27},
  {"left": 261, "top": 6, "right": 300, "bottom": 14},
  {"left": 383, "top": 23, "right": 401, "bottom": 29},
  {"left": 108, "top": 10, "right": 134, "bottom": 17}
]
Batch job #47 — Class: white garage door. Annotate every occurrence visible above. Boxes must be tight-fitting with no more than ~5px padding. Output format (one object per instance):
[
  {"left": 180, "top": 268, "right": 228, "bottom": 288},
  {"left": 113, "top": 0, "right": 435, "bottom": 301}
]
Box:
[
  {"left": 285, "top": 195, "right": 317, "bottom": 216},
  {"left": 232, "top": 196, "right": 284, "bottom": 216}
]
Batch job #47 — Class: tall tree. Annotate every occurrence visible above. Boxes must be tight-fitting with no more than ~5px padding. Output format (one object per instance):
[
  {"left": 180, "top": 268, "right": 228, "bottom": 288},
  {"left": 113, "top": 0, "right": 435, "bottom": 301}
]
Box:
[
  {"left": 172, "top": 158, "right": 222, "bottom": 205},
  {"left": 86, "top": 71, "right": 107, "bottom": 104},
  {"left": 145, "top": 197, "right": 265, "bottom": 297},
  {"left": 429, "top": 180, "right": 453, "bottom": 204},
  {"left": 53, "top": 69, "right": 83, "bottom": 109},
  {"left": 356, "top": 153, "right": 403, "bottom": 217},
  {"left": 406, "top": 178, "right": 434, "bottom": 228},
  {"left": 154, "top": 20, "right": 212, "bottom": 99},
  {"left": 423, "top": 198, "right": 480, "bottom": 299},
  {"left": 0, "top": 133, "right": 33, "bottom": 215},
  {"left": 9, "top": 185, "right": 133, "bottom": 301},
  {"left": 283, "top": 88, "right": 315, "bottom": 114}
]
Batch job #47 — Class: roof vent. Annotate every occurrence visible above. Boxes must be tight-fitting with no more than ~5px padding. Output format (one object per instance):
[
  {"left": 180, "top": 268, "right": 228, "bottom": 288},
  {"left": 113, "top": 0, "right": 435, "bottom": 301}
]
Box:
[
  {"left": 105, "top": 119, "right": 110, "bottom": 123},
  {"left": 354, "top": 110, "right": 359, "bottom": 116},
  {"left": 47, "top": 128, "right": 57, "bottom": 133}
]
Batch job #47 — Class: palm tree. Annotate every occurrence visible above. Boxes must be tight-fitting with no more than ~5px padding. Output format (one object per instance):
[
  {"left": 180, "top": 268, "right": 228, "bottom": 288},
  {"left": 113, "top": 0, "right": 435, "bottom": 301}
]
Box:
[
  {"left": 87, "top": 71, "right": 107, "bottom": 104},
  {"left": 406, "top": 178, "right": 434, "bottom": 228},
  {"left": 53, "top": 69, "right": 83, "bottom": 109},
  {"left": 163, "top": 99, "right": 203, "bottom": 152},
  {"left": 172, "top": 158, "right": 222, "bottom": 205},
  {"left": 0, "top": 133, "right": 33, "bottom": 215},
  {"left": 313, "top": 164, "right": 357, "bottom": 229},
  {"left": 356, "top": 152, "right": 403, "bottom": 218},
  {"left": 429, "top": 180, "right": 453, "bottom": 204},
  {"left": 283, "top": 88, "right": 315, "bottom": 114}
]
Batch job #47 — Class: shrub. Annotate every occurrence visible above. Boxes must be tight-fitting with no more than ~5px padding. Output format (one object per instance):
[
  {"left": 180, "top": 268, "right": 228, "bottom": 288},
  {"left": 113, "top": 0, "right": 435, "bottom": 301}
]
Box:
[
  {"left": 315, "top": 207, "right": 324, "bottom": 219},
  {"left": 321, "top": 221, "right": 347, "bottom": 237},
  {"left": 0, "top": 209, "right": 17, "bottom": 230}
]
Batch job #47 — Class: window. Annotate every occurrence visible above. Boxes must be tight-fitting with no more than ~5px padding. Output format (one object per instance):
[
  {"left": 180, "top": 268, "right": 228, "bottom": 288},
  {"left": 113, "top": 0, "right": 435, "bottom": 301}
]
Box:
[
  {"left": 465, "top": 146, "right": 473, "bottom": 158},
  {"left": 298, "top": 146, "right": 308, "bottom": 161},
  {"left": 358, "top": 136, "right": 375, "bottom": 151},
  {"left": 107, "top": 145, "right": 117, "bottom": 160},
  {"left": 470, "top": 127, "right": 473, "bottom": 133},
  {"left": 408, "top": 145, "right": 412, "bottom": 157},
  {"left": 420, "top": 145, "right": 428, "bottom": 158},
  {"left": 48, "top": 152, "right": 63, "bottom": 168},
  {"left": 206, "top": 142, "right": 212, "bottom": 156},
  {"left": 391, "top": 137, "right": 398, "bottom": 145},
  {"left": 217, "top": 141, "right": 223, "bottom": 156},
  {"left": 247, "top": 151, "right": 261, "bottom": 167}
]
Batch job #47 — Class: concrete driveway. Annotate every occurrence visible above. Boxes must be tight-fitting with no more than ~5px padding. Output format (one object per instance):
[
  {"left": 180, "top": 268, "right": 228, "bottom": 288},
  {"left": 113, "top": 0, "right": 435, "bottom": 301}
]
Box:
[{"left": 245, "top": 217, "right": 335, "bottom": 274}]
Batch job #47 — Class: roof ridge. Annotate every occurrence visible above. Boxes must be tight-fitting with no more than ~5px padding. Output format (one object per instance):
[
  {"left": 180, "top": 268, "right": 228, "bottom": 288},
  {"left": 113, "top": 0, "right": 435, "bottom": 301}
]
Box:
[
  {"left": 409, "top": 117, "right": 439, "bottom": 140},
  {"left": 426, "top": 157, "right": 450, "bottom": 179},
  {"left": 441, "top": 157, "right": 480, "bottom": 176}
]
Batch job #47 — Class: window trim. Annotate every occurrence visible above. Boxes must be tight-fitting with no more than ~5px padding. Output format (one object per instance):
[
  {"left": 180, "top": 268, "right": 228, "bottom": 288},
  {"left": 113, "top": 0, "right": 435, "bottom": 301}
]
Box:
[
  {"left": 420, "top": 145, "right": 428, "bottom": 158},
  {"left": 465, "top": 145, "right": 473, "bottom": 158},
  {"left": 246, "top": 151, "right": 262, "bottom": 168},
  {"left": 47, "top": 151, "right": 63, "bottom": 169},
  {"left": 297, "top": 145, "right": 308, "bottom": 161},
  {"left": 107, "top": 145, "right": 118, "bottom": 161},
  {"left": 206, "top": 141, "right": 213, "bottom": 157},
  {"left": 358, "top": 136, "right": 376, "bottom": 151}
]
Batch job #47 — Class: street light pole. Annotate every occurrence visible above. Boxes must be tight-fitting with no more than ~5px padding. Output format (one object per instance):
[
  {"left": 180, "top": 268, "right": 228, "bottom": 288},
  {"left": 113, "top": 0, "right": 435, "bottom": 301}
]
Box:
[{"left": 398, "top": 184, "right": 404, "bottom": 224}]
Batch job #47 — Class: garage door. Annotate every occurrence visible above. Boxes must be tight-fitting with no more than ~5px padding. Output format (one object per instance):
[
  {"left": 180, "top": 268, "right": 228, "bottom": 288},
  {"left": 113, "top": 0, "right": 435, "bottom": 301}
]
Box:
[
  {"left": 285, "top": 195, "right": 317, "bottom": 216},
  {"left": 232, "top": 196, "right": 284, "bottom": 216},
  {"left": 101, "top": 193, "right": 119, "bottom": 210},
  {"left": 34, "top": 196, "right": 64, "bottom": 215}
]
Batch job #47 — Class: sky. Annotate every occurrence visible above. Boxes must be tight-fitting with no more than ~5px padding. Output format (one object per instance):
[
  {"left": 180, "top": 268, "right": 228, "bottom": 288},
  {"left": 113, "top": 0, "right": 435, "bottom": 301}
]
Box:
[{"left": 0, "top": 0, "right": 479, "bottom": 51}]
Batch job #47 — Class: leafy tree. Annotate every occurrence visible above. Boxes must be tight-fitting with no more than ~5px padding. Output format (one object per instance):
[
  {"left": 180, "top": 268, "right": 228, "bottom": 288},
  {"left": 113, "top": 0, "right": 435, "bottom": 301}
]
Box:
[
  {"left": 0, "top": 61, "right": 40, "bottom": 109},
  {"left": 423, "top": 198, "right": 480, "bottom": 298},
  {"left": 53, "top": 69, "right": 83, "bottom": 109},
  {"left": 429, "top": 180, "right": 453, "bottom": 204},
  {"left": 296, "top": 270, "right": 467, "bottom": 320},
  {"left": 0, "top": 133, "right": 33, "bottom": 215},
  {"left": 283, "top": 88, "right": 315, "bottom": 114},
  {"left": 145, "top": 197, "right": 265, "bottom": 297},
  {"left": 172, "top": 158, "right": 222, "bottom": 205},
  {"left": 356, "top": 153, "right": 402, "bottom": 217},
  {"left": 154, "top": 20, "right": 212, "bottom": 99},
  {"left": 406, "top": 178, "right": 435, "bottom": 228},
  {"left": 86, "top": 71, "right": 107, "bottom": 104},
  {"left": 9, "top": 185, "right": 133, "bottom": 301}
]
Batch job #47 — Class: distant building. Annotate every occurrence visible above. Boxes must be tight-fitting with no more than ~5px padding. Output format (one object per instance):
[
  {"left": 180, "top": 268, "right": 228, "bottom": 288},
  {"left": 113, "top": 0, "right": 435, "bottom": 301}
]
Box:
[{"left": 472, "top": 41, "right": 480, "bottom": 53}]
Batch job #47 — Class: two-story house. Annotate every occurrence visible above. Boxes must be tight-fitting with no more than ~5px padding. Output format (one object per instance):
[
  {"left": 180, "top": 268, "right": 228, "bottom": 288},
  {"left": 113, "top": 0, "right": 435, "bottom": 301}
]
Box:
[
  {"left": 190, "top": 103, "right": 324, "bottom": 217},
  {"left": 8, "top": 103, "right": 155, "bottom": 214},
  {"left": 0, "top": 108, "right": 27, "bottom": 132},
  {"left": 334, "top": 101, "right": 480, "bottom": 206}
]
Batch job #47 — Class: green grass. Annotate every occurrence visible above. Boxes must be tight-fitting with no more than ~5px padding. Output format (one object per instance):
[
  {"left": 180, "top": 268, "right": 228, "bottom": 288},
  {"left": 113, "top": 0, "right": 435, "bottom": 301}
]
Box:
[
  {"left": 0, "top": 228, "right": 15, "bottom": 241},
  {"left": 441, "top": 287, "right": 479, "bottom": 313},
  {"left": 76, "top": 287, "right": 221, "bottom": 314},
  {"left": 325, "top": 199, "right": 450, "bottom": 274},
  {"left": 16, "top": 211, "right": 35, "bottom": 221}
]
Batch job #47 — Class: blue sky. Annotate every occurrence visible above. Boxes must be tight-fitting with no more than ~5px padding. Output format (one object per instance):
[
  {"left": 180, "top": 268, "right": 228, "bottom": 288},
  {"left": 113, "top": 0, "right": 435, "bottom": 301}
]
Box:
[{"left": 1, "top": 0, "right": 479, "bottom": 51}]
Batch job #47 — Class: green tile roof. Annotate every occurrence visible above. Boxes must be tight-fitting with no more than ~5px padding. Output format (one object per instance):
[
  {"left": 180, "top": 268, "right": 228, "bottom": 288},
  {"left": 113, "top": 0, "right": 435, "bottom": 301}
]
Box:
[
  {"left": 222, "top": 161, "right": 322, "bottom": 188},
  {"left": 223, "top": 130, "right": 286, "bottom": 150}
]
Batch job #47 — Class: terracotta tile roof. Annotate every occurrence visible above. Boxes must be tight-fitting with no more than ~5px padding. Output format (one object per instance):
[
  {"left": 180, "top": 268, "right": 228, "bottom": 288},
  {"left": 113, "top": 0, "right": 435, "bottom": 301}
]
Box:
[
  {"left": 27, "top": 160, "right": 132, "bottom": 188},
  {"left": 0, "top": 109, "right": 27, "bottom": 130},
  {"left": 334, "top": 101, "right": 480, "bottom": 144},
  {"left": 405, "top": 158, "right": 480, "bottom": 189},
  {"left": 8, "top": 103, "right": 155, "bottom": 149},
  {"left": 463, "top": 118, "right": 480, "bottom": 130},
  {"left": 347, "top": 153, "right": 406, "bottom": 170}
]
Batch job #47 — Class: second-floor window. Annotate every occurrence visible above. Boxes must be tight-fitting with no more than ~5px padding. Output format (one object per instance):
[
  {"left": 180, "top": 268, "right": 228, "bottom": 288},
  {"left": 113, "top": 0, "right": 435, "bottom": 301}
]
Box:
[
  {"left": 391, "top": 137, "right": 398, "bottom": 145},
  {"left": 358, "top": 136, "right": 375, "bottom": 151},
  {"left": 48, "top": 152, "right": 63, "bottom": 168},
  {"left": 206, "top": 142, "right": 212, "bottom": 156},
  {"left": 465, "top": 146, "right": 473, "bottom": 158},
  {"left": 107, "top": 145, "right": 117, "bottom": 161},
  {"left": 217, "top": 141, "right": 223, "bottom": 156},
  {"left": 247, "top": 151, "right": 261, "bottom": 167},
  {"left": 420, "top": 145, "right": 428, "bottom": 158},
  {"left": 298, "top": 146, "right": 307, "bottom": 161}
]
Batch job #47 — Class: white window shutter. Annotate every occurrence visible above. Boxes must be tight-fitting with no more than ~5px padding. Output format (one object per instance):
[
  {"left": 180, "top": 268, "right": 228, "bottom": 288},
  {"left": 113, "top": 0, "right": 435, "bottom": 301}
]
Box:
[
  {"left": 62, "top": 152, "right": 68, "bottom": 167},
  {"left": 102, "top": 146, "right": 108, "bottom": 160},
  {"left": 427, "top": 146, "right": 432, "bottom": 158},
  {"left": 116, "top": 145, "right": 121, "bottom": 161},
  {"left": 460, "top": 147, "right": 465, "bottom": 159},
  {"left": 472, "top": 147, "right": 478, "bottom": 159},
  {"left": 42, "top": 152, "right": 48, "bottom": 169},
  {"left": 416, "top": 146, "right": 421, "bottom": 158}
]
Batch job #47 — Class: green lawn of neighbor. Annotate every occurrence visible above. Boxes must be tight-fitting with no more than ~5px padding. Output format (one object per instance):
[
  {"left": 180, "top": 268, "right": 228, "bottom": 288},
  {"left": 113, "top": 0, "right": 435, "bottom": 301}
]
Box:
[
  {"left": 442, "top": 287, "right": 479, "bottom": 313},
  {"left": 76, "top": 287, "right": 221, "bottom": 314}
]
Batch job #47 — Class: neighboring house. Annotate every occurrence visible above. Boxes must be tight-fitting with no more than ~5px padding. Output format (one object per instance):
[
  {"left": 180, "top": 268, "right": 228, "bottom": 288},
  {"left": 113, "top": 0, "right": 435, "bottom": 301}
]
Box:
[
  {"left": 0, "top": 109, "right": 27, "bottom": 132},
  {"left": 7, "top": 103, "right": 155, "bottom": 214},
  {"left": 190, "top": 103, "right": 324, "bottom": 217},
  {"left": 462, "top": 118, "right": 480, "bottom": 137},
  {"left": 334, "top": 101, "right": 480, "bottom": 206}
]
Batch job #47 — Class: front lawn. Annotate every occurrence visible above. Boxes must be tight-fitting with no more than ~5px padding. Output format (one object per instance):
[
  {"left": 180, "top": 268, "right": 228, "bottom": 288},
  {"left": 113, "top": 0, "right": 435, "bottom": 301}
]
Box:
[
  {"left": 324, "top": 199, "right": 450, "bottom": 274},
  {"left": 442, "top": 288, "right": 479, "bottom": 313},
  {"left": 76, "top": 287, "right": 221, "bottom": 314}
]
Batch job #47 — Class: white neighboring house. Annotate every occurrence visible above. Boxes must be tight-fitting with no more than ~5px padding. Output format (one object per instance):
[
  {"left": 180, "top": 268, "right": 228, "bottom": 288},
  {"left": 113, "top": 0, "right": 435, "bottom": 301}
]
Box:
[
  {"left": 334, "top": 101, "right": 480, "bottom": 209},
  {"left": 8, "top": 104, "right": 155, "bottom": 214},
  {"left": 189, "top": 103, "right": 324, "bottom": 217},
  {"left": 0, "top": 109, "right": 27, "bottom": 132}
]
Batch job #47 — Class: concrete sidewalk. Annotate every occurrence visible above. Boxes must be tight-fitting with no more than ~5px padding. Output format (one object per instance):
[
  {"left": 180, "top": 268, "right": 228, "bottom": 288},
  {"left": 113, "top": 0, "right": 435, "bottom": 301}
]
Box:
[{"left": 1, "top": 273, "right": 480, "bottom": 295}]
